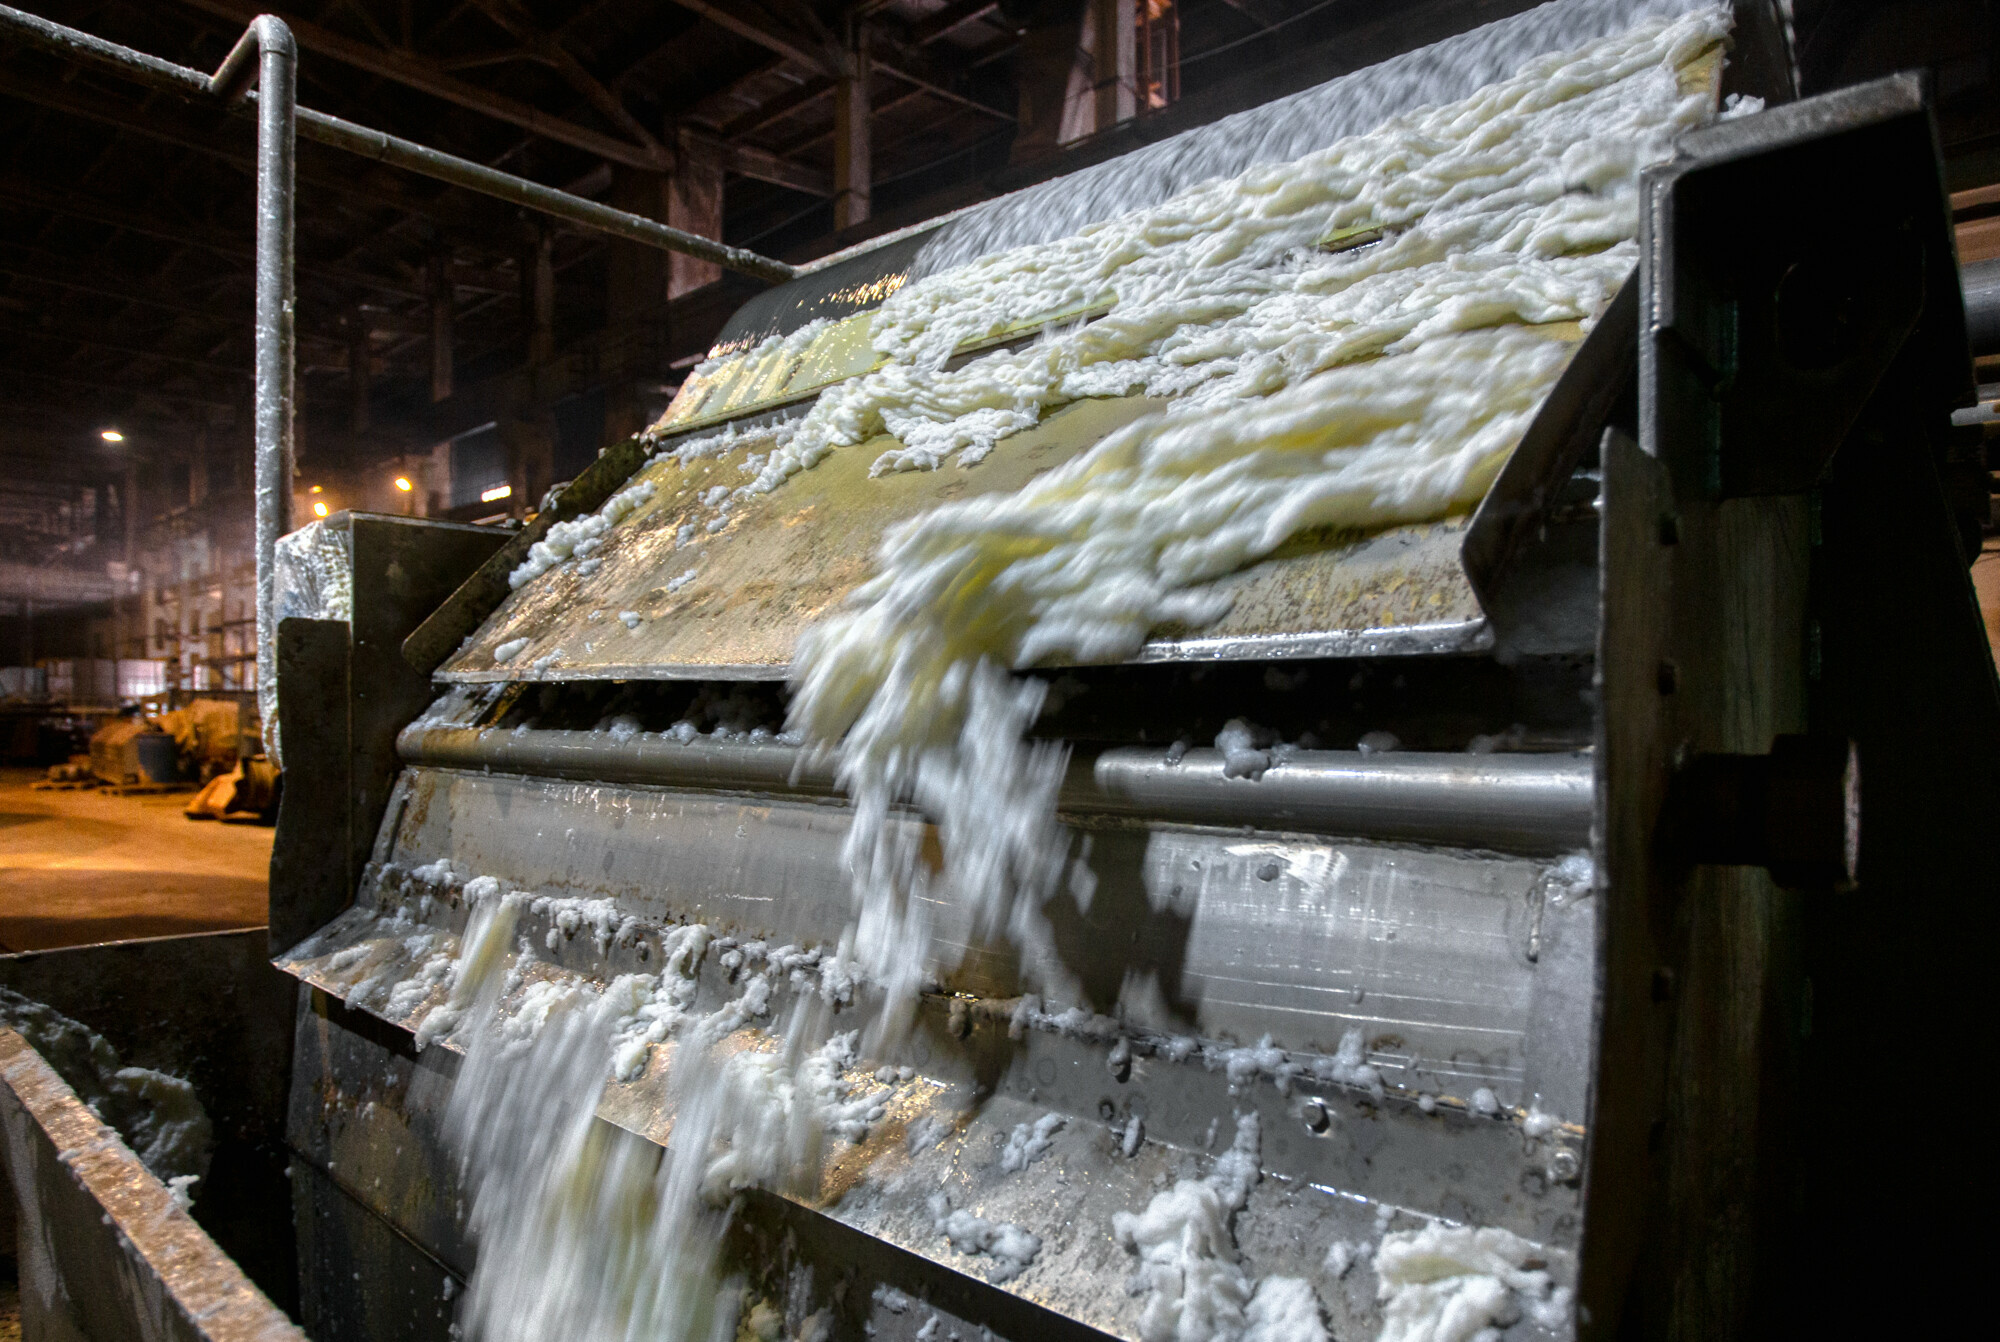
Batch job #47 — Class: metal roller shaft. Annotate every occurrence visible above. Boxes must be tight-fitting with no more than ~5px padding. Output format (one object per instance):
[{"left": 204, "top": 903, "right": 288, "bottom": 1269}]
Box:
[
  {"left": 1964, "top": 257, "right": 2000, "bottom": 359},
  {"left": 397, "top": 725, "right": 1594, "bottom": 855}
]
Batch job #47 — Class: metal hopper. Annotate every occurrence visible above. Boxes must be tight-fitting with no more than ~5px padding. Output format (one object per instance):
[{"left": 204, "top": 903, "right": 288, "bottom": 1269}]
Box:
[
  {"left": 4, "top": 3, "right": 1995, "bottom": 1341},
  {"left": 268, "top": 30, "right": 2000, "bottom": 1342}
]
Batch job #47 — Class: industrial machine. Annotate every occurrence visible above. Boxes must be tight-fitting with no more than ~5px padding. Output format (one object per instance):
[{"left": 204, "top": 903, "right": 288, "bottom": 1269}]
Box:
[{"left": 3, "top": 3, "right": 1996, "bottom": 1341}]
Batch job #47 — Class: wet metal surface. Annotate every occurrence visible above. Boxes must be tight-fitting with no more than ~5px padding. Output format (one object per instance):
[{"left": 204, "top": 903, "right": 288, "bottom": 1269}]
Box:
[
  {"left": 0, "top": 1026, "right": 303, "bottom": 1342},
  {"left": 436, "top": 334, "right": 1566, "bottom": 680},
  {"left": 305, "top": 764, "right": 1592, "bottom": 1118},
  {"left": 277, "top": 769, "right": 1593, "bottom": 1338}
]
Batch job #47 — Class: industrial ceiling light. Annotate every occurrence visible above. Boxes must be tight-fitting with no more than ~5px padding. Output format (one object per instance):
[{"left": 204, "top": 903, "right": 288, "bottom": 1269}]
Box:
[
  {"left": 313, "top": 501, "right": 329, "bottom": 518},
  {"left": 480, "top": 483, "right": 512, "bottom": 503},
  {"left": 100, "top": 429, "right": 124, "bottom": 442},
  {"left": 394, "top": 476, "right": 414, "bottom": 492}
]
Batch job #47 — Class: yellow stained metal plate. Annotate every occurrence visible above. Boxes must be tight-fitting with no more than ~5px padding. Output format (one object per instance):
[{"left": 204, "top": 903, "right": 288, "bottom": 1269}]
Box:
[
  {"left": 440, "top": 320, "right": 1587, "bottom": 681},
  {"left": 445, "top": 394, "right": 1167, "bottom": 680}
]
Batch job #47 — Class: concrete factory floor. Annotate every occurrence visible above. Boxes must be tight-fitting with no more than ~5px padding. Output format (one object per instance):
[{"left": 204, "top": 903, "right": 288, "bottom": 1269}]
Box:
[
  {"left": 0, "top": 768, "right": 271, "bottom": 953},
  {"left": 1977, "top": 538, "right": 2000, "bottom": 668}
]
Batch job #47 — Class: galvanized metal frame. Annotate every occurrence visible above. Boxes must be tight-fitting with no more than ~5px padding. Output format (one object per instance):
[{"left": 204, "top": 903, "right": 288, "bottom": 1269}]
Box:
[{"left": 1585, "top": 71, "right": 1998, "bottom": 1338}]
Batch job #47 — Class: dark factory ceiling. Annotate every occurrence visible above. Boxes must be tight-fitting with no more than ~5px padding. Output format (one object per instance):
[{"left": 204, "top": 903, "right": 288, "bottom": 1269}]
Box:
[{"left": 2, "top": 0, "right": 1998, "bottom": 519}]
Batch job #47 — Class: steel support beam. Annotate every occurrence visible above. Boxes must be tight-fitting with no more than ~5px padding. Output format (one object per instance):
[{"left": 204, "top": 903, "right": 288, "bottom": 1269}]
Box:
[
  {"left": 1091, "top": 0, "right": 1137, "bottom": 132},
  {"left": 177, "top": 0, "right": 670, "bottom": 171},
  {"left": 834, "top": 36, "right": 872, "bottom": 229},
  {"left": 669, "top": 0, "right": 833, "bottom": 78},
  {"left": 0, "top": 6, "right": 800, "bottom": 282},
  {"left": 915, "top": 0, "right": 1002, "bottom": 45}
]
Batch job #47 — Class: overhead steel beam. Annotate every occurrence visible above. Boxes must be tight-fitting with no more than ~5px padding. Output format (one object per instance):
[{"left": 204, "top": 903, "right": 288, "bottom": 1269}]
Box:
[
  {"left": 0, "top": 175, "right": 424, "bottom": 299},
  {"left": 0, "top": 322, "right": 250, "bottom": 377},
  {"left": 668, "top": 0, "right": 834, "bottom": 78},
  {"left": 467, "top": 0, "right": 667, "bottom": 158},
  {"left": 176, "top": 0, "right": 671, "bottom": 170},
  {"left": 0, "top": 260, "right": 241, "bottom": 324},
  {"left": 4, "top": 364, "right": 237, "bottom": 410},
  {"left": 875, "top": 59, "right": 1015, "bottom": 122},
  {"left": 729, "top": 140, "right": 832, "bottom": 196},
  {"left": 722, "top": 76, "right": 834, "bottom": 139},
  {"left": 0, "top": 9, "right": 798, "bottom": 283},
  {"left": 0, "top": 60, "right": 482, "bottom": 230},
  {"left": 669, "top": 1, "right": 1011, "bottom": 124},
  {"left": 1215, "top": 0, "right": 1286, "bottom": 29},
  {"left": 914, "top": 0, "right": 1002, "bottom": 44}
]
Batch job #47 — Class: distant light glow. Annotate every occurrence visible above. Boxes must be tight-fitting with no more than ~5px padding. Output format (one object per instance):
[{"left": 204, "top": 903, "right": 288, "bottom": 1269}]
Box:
[
  {"left": 99, "top": 429, "right": 124, "bottom": 442},
  {"left": 394, "top": 476, "right": 413, "bottom": 492},
  {"left": 480, "top": 484, "right": 512, "bottom": 503},
  {"left": 309, "top": 484, "right": 323, "bottom": 494},
  {"left": 313, "top": 501, "right": 329, "bottom": 518}
]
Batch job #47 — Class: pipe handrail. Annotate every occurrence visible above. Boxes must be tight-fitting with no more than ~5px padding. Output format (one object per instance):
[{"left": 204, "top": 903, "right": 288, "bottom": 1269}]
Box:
[
  {"left": 0, "top": 6, "right": 801, "bottom": 283},
  {"left": 0, "top": 4, "right": 802, "bottom": 757}
]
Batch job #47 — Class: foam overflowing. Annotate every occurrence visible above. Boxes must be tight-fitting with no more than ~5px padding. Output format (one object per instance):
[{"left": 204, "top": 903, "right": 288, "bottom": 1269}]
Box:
[
  {"left": 912, "top": 0, "right": 1716, "bottom": 276},
  {"left": 421, "top": 6, "right": 1726, "bottom": 1337},
  {"left": 789, "top": 0, "right": 1723, "bottom": 1036},
  {"left": 434, "top": 888, "right": 882, "bottom": 1342}
]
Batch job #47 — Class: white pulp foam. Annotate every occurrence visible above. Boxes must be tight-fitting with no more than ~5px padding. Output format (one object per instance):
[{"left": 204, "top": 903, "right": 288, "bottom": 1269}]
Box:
[
  {"left": 788, "top": 0, "right": 1724, "bottom": 1058},
  {"left": 436, "top": 894, "right": 882, "bottom": 1342},
  {"left": 911, "top": 0, "right": 1716, "bottom": 275},
  {"left": 508, "top": 479, "right": 656, "bottom": 589},
  {"left": 1111, "top": 1114, "right": 1327, "bottom": 1342},
  {"left": 1372, "top": 1223, "right": 1576, "bottom": 1342},
  {"left": 0, "top": 987, "right": 213, "bottom": 1190}
]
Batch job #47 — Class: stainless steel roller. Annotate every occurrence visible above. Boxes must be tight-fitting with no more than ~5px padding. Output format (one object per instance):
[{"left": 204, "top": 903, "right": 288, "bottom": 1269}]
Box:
[{"left": 399, "top": 723, "right": 1595, "bottom": 855}]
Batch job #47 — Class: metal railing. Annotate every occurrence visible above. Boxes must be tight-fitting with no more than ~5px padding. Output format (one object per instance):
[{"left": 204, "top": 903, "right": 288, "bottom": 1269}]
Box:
[{"left": 0, "top": 5, "right": 801, "bottom": 751}]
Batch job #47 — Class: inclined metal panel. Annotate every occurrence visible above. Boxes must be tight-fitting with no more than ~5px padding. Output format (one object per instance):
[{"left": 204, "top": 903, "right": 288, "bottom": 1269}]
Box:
[
  {"left": 278, "top": 764, "right": 1595, "bottom": 1337},
  {"left": 281, "top": 968, "right": 1582, "bottom": 1340},
  {"left": 435, "top": 327, "right": 1571, "bottom": 681},
  {"left": 334, "top": 765, "right": 1587, "bottom": 1109}
]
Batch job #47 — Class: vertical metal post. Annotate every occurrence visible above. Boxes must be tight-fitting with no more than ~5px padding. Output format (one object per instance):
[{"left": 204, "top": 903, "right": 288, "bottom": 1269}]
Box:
[
  {"left": 833, "top": 29, "right": 871, "bottom": 231},
  {"left": 212, "top": 16, "right": 298, "bottom": 759}
]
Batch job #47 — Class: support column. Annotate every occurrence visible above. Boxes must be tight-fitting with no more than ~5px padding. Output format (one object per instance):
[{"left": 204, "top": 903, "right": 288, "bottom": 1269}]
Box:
[
  {"left": 348, "top": 313, "right": 370, "bottom": 435},
  {"left": 502, "top": 392, "right": 556, "bottom": 518},
  {"left": 604, "top": 167, "right": 671, "bottom": 443},
  {"left": 524, "top": 224, "right": 556, "bottom": 365},
  {"left": 669, "top": 130, "right": 725, "bottom": 298},
  {"left": 833, "top": 34, "right": 872, "bottom": 231},
  {"left": 428, "top": 253, "right": 454, "bottom": 403},
  {"left": 123, "top": 464, "right": 139, "bottom": 663},
  {"left": 1091, "top": 0, "right": 1136, "bottom": 132}
]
